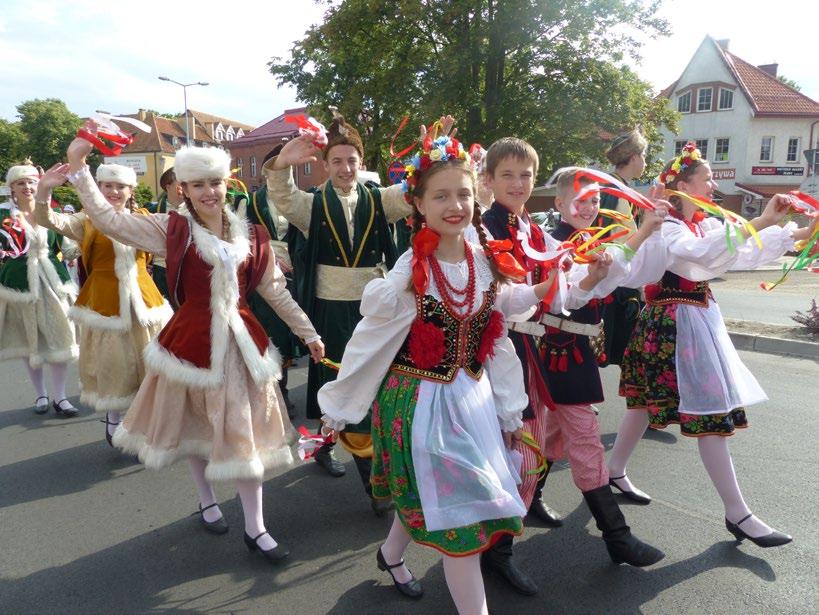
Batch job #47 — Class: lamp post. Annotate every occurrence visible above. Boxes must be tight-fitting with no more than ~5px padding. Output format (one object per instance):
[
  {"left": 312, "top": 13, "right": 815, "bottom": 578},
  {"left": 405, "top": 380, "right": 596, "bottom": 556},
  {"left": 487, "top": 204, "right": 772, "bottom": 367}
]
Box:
[{"left": 158, "top": 76, "right": 208, "bottom": 146}]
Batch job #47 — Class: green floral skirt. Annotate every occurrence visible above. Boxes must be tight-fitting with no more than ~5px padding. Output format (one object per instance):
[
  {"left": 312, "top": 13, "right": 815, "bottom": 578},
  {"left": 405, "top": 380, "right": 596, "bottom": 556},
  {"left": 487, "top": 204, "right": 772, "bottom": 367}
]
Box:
[
  {"left": 371, "top": 372, "right": 522, "bottom": 556},
  {"left": 619, "top": 303, "right": 748, "bottom": 437}
]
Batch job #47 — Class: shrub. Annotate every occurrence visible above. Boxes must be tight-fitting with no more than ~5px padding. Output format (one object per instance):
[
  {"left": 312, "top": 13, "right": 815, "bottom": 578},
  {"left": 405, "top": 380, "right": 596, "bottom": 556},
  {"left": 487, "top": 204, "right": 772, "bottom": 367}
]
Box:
[{"left": 791, "top": 298, "right": 819, "bottom": 336}]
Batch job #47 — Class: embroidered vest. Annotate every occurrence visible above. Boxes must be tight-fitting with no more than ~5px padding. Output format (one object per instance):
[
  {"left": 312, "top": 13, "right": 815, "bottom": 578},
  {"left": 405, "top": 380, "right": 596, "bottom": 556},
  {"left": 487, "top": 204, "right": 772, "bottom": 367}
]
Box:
[
  {"left": 390, "top": 284, "right": 497, "bottom": 383},
  {"left": 645, "top": 271, "right": 710, "bottom": 308}
]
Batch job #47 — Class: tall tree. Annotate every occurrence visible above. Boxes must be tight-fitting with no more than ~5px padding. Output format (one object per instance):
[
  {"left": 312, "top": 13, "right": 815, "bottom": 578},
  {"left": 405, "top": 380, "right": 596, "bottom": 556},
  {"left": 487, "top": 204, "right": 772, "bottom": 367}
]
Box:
[
  {"left": 269, "top": 0, "right": 677, "bottom": 180},
  {"left": 16, "top": 98, "right": 84, "bottom": 169},
  {"left": 0, "top": 119, "right": 27, "bottom": 173}
]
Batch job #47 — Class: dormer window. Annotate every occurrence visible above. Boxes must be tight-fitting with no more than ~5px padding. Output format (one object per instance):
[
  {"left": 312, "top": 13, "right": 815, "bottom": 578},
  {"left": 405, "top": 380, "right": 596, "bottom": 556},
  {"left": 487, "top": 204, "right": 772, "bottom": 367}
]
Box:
[
  {"left": 677, "top": 92, "right": 691, "bottom": 113},
  {"left": 697, "top": 87, "right": 713, "bottom": 112}
]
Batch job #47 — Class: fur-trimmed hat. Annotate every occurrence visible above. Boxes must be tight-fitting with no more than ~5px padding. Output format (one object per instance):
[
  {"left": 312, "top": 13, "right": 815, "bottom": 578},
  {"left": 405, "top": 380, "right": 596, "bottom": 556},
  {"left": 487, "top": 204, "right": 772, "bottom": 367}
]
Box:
[
  {"left": 96, "top": 164, "right": 137, "bottom": 187},
  {"left": 173, "top": 147, "right": 231, "bottom": 182},
  {"left": 606, "top": 128, "right": 648, "bottom": 167},
  {"left": 324, "top": 113, "right": 364, "bottom": 159},
  {"left": 5, "top": 158, "right": 40, "bottom": 185}
]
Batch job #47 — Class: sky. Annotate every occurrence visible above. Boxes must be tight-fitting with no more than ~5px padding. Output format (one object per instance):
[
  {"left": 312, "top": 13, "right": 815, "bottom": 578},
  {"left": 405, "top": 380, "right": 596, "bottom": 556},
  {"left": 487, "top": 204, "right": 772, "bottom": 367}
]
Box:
[{"left": 1, "top": 0, "right": 818, "bottom": 130}]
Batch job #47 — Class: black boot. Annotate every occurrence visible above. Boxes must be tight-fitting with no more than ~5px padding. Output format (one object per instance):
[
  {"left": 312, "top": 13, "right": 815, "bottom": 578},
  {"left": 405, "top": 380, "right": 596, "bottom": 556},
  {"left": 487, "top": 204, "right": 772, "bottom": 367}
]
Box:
[
  {"left": 279, "top": 367, "right": 296, "bottom": 420},
  {"left": 582, "top": 484, "right": 664, "bottom": 567},
  {"left": 353, "top": 455, "right": 394, "bottom": 516},
  {"left": 528, "top": 464, "right": 563, "bottom": 527},
  {"left": 314, "top": 442, "right": 346, "bottom": 477},
  {"left": 481, "top": 534, "right": 538, "bottom": 596}
]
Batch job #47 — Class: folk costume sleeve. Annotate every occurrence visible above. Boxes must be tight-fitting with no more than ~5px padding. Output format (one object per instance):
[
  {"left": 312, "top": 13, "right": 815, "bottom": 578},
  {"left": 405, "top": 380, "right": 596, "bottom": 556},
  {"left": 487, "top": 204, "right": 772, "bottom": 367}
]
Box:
[
  {"left": 69, "top": 166, "right": 169, "bottom": 257},
  {"left": 34, "top": 201, "right": 87, "bottom": 242},
  {"left": 262, "top": 159, "right": 313, "bottom": 235},
  {"left": 317, "top": 251, "right": 416, "bottom": 431},
  {"left": 377, "top": 183, "right": 414, "bottom": 225},
  {"left": 253, "top": 255, "right": 320, "bottom": 344}
]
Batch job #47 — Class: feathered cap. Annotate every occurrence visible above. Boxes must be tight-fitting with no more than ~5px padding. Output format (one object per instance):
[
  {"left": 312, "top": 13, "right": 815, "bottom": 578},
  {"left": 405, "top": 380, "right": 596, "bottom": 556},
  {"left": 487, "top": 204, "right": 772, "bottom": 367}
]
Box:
[
  {"left": 173, "top": 147, "right": 231, "bottom": 182},
  {"left": 5, "top": 158, "right": 40, "bottom": 185},
  {"left": 324, "top": 110, "right": 364, "bottom": 159},
  {"left": 96, "top": 164, "right": 137, "bottom": 187},
  {"left": 606, "top": 127, "right": 648, "bottom": 167}
]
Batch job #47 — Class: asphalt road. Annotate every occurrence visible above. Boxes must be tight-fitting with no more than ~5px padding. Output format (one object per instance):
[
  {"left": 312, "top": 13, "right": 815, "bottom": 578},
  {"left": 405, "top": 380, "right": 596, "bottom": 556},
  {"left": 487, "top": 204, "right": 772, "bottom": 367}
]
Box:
[
  {"left": 0, "top": 351, "right": 816, "bottom": 615},
  {"left": 712, "top": 270, "right": 818, "bottom": 326}
]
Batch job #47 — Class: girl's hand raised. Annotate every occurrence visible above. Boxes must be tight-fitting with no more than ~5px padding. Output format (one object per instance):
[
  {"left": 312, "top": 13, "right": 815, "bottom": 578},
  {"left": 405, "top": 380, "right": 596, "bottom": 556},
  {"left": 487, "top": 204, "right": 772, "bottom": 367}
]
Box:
[{"left": 36, "top": 163, "right": 70, "bottom": 193}]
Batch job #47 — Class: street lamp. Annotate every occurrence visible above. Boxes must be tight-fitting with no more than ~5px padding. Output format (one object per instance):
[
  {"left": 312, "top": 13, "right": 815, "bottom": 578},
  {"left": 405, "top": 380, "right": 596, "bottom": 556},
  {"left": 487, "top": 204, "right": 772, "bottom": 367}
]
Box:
[{"left": 158, "top": 76, "right": 209, "bottom": 146}]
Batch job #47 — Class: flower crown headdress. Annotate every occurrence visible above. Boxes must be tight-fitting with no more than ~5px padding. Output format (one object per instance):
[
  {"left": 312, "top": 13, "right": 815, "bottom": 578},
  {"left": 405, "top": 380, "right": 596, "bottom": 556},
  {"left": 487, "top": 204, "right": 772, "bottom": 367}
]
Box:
[
  {"left": 401, "top": 124, "right": 470, "bottom": 204},
  {"left": 659, "top": 141, "right": 702, "bottom": 185}
]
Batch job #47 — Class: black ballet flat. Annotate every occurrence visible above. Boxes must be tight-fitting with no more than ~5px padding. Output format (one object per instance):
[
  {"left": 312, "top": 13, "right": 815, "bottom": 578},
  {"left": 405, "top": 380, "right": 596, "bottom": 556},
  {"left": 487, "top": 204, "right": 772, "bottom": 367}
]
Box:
[
  {"left": 725, "top": 513, "right": 792, "bottom": 548},
  {"left": 376, "top": 547, "right": 423, "bottom": 599},
  {"left": 53, "top": 398, "right": 79, "bottom": 418},
  {"left": 244, "top": 531, "right": 289, "bottom": 563},
  {"left": 100, "top": 413, "right": 119, "bottom": 447},
  {"left": 195, "top": 502, "right": 229, "bottom": 535},
  {"left": 609, "top": 475, "right": 652, "bottom": 505},
  {"left": 33, "top": 396, "right": 49, "bottom": 415}
]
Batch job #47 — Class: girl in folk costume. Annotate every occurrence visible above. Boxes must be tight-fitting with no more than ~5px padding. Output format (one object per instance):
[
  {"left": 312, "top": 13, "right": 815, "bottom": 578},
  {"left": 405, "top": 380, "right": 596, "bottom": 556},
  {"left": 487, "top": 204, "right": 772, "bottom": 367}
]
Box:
[
  {"left": 0, "top": 161, "right": 78, "bottom": 414},
  {"left": 613, "top": 142, "right": 817, "bottom": 547},
  {"left": 35, "top": 160, "right": 172, "bottom": 442},
  {"left": 318, "top": 134, "right": 558, "bottom": 615},
  {"left": 60, "top": 127, "right": 324, "bottom": 562}
]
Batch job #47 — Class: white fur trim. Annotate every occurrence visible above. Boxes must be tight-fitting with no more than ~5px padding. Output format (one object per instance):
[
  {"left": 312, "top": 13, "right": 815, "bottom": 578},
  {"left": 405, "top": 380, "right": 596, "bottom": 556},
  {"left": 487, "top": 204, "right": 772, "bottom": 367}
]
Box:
[
  {"left": 174, "top": 147, "right": 231, "bottom": 182},
  {"left": 143, "top": 208, "right": 282, "bottom": 388},
  {"left": 113, "top": 427, "right": 212, "bottom": 468},
  {"left": 204, "top": 447, "right": 294, "bottom": 482},
  {"left": 95, "top": 164, "right": 137, "bottom": 187},
  {"left": 80, "top": 389, "right": 135, "bottom": 411}
]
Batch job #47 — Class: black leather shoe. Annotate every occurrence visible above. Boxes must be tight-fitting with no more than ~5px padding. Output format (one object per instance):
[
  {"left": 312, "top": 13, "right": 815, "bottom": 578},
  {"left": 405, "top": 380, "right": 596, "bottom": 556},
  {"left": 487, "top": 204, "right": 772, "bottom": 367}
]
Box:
[
  {"left": 481, "top": 535, "right": 538, "bottom": 596},
  {"left": 377, "top": 547, "right": 423, "bottom": 599},
  {"left": 196, "top": 502, "right": 229, "bottom": 535},
  {"left": 725, "top": 514, "right": 792, "bottom": 548},
  {"left": 53, "top": 398, "right": 79, "bottom": 418},
  {"left": 100, "top": 413, "right": 119, "bottom": 447},
  {"left": 609, "top": 475, "right": 652, "bottom": 505},
  {"left": 244, "top": 531, "right": 290, "bottom": 563},
  {"left": 314, "top": 444, "right": 346, "bottom": 477},
  {"left": 528, "top": 498, "right": 564, "bottom": 527}
]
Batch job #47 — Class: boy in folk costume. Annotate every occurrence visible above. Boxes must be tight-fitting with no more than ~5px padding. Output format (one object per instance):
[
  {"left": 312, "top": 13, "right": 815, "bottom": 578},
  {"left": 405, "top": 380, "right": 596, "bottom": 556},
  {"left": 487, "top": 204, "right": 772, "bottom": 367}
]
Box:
[
  {"left": 598, "top": 128, "right": 648, "bottom": 366},
  {"left": 147, "top": 167, "right": 185, "bottom": 299},
  {"left": 538, "top": 167, "right": 669, "bottom": 567},
  {"left": 263, "top": 113, "right": 421, "bottom": 512}
]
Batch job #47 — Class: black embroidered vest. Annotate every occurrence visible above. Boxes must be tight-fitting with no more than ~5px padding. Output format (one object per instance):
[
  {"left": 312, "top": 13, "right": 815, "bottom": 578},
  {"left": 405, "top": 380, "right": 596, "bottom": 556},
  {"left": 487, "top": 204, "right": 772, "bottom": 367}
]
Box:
[{"left": 647, "top": 271, "right": 711, "bottom": 308}]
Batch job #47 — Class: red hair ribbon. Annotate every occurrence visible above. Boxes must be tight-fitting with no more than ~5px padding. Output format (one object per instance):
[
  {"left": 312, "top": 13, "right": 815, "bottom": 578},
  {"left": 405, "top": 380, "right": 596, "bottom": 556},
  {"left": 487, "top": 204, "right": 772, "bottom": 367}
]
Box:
[
  {"left": 410, "top": 227, "right": 440, "bottom": 295},
  {"left": 485, "top": 239, "right": 527, "bottom": 281},
  {"left": 76, "top": 127, "right": 133, "bottom": 156}
]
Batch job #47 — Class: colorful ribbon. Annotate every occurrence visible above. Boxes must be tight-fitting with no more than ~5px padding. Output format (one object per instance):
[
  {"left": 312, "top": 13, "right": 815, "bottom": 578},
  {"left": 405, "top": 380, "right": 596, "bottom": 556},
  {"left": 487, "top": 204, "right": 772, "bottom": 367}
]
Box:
[
  {"left": 485, "top": 239, "right": 527, "bottom": 281},
  {"left": 296, "top": 425, "right": 334, "bottom": 461},
  {"left": 519, "top": 432, "right": 548, "bottom": 478},
  {"left": 665, "top": 189, "right": 763, "bottom": 251},
  {"left": 410, "top": 227, "right": 440, "bottom": 295},
  {"left": 284, "top": 115, "right": 328, "bottom": 148},
  {"left": 760, "top": 228, "right": 819, "bottom": 291},
  {"left": 389, "top": 115, "right": 416, "bottom": 159},
  {"left": 320, "top": 357, "right": 342, "bottom": 371}
]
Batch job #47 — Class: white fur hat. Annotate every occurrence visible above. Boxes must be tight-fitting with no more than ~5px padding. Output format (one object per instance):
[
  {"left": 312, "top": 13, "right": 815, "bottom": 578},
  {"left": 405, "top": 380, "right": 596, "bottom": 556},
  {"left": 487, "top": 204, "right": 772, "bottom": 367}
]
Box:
[
  {"left": 173, "top": 147, "right": 231, "bottom": 182},
  {"left": 96, "top": 164, "right": 137, "bottom": 187},
  {"left": 5, "top": 162, "right": 40, "bottom": 185}
]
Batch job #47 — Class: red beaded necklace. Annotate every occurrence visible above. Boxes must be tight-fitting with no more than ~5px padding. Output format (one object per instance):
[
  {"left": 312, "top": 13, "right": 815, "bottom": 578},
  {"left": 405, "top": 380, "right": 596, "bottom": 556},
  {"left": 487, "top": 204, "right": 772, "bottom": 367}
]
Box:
[{"left": 429, "top": 241, "right": 477, "bottom": 314}]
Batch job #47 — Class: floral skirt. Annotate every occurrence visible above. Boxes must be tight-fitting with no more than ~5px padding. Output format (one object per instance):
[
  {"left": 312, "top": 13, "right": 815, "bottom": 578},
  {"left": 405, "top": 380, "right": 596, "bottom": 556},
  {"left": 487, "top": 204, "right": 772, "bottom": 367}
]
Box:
[
  {"left": 619, "top": 303, "right": 748, "bottom": 437},
  {"left": 371, "top": 372, "right": 522, "bottom": 556}
]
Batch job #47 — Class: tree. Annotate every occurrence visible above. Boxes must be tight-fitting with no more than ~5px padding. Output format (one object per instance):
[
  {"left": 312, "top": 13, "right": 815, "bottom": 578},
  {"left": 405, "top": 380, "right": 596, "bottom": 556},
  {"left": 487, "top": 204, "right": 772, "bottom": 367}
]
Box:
[
  {"left": 0, "top": 119, "right": 27, "bottom": 174},
  {"left": 16, "top": 99, "right": 83, "bottom": 169},
  {"left": 777, "top": 75, "right": 801, "bottom": 92},
  {"left": 134, "top": 183, "right": 154, "bottom": 207},
  {"left": 269, "top": 0, "right": 677, "bottom": 181},
  {"left": 52, "top": 185, "right": 82, "bottom": 208}
]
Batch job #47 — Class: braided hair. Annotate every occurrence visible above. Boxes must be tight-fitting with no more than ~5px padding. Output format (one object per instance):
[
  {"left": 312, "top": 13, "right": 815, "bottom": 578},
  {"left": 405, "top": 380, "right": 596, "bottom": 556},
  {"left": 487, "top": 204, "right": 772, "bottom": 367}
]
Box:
[{"left": 185, "top": 197, "right": 231, "bottom": 241}]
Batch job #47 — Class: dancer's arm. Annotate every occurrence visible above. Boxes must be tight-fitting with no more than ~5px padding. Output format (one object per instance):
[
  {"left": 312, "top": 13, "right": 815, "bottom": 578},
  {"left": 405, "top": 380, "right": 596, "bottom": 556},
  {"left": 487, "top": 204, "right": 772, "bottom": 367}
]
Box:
[
  {"left": 34, "top": 164, "right": 87, "bottom": 241},
  {"left": 263, "top": 134, "right": 318, "bottom": 235}
]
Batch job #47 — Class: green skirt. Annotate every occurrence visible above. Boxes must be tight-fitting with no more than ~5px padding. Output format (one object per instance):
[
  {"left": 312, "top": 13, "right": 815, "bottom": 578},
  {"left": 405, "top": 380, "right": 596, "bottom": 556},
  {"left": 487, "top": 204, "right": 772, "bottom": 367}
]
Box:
[{"left": 371, "top": 372, "right": 522, "bottom": 556}]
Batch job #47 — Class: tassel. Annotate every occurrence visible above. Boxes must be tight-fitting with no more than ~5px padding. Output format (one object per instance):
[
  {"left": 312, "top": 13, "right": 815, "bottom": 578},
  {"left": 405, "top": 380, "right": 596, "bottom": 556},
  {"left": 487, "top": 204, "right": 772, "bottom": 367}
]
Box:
[
  {"left": 558, "top": 350, "right": 569, "bottom": 372},
  {"left": 597, "top": 352, "right": 607, "bottom": 366},
  {"left": 549, "top": 349, "right": 559, "bottom": 372},
  {"left": 572, "top": 345, "right": 584, "bottom": 365}
]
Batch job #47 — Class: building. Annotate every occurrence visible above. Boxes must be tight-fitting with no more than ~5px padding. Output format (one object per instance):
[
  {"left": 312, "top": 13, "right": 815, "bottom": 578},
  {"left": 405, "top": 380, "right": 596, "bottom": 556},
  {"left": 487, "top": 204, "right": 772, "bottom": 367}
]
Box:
[
  {"left": 181, "top": 110, "right": 254, "bottom": 147},
  {"left": 657, "top": 36, "right": 819, "bottom": 215},
  {"left": 229, "top": 107, "right": 328, "bottom": 192}
]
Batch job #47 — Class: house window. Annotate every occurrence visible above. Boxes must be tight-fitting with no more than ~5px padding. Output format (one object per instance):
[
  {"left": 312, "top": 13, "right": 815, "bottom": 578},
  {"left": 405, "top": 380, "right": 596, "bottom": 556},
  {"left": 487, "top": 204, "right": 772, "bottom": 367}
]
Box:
[
  {"left": 718, "top": 89, "right": 734, "bottom": 110},
  {"left": 677, "top": 92, "right": 691, "bottom": 113},
  {"left": 786, "top": 138, "right": 800, "bottom": 163},
  {"left": 237, "top": 158, "right": 243, "bottom": 178},
  {"left": 304, "top": 162, "right": 312, "bottom": 176},
  {"left": 760, "top": 137, "right": 774, "bottom": 162},
  {"left": 215, "top": 129, "right": 224, "bottom": 141},
  {"left": 674, "top": 140, "right": 687, "bottom": 156},
  {"left": 250, "top": 156, "right": 257, "bottom": 177},
  {"left": 695, "top": 139, "right": 709, "bottom": 159},
  {"left": 697, "top": 88, "right": 713, "bottom": 112},
  {"left": 714, "top": 138, "right": 730, "bottom": 162}
]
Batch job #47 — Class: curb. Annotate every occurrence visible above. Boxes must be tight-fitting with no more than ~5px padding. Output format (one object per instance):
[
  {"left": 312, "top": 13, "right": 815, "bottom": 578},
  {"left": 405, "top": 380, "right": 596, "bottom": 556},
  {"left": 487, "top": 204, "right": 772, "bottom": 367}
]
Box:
[{"left": 728, "top": 331, "right": 819, "bottom": 360}]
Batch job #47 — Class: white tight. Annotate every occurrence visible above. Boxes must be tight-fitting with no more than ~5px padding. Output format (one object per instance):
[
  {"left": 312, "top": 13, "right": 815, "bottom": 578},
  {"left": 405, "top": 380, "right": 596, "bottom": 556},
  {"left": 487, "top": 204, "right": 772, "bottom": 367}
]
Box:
[{"left": 24, "top": 361, "right": 70, "bottom": 401}]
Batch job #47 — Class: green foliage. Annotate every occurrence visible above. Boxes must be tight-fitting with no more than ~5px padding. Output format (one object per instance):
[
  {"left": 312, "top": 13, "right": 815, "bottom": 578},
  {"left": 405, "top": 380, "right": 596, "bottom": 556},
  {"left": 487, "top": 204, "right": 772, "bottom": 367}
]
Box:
[
  {"left": 134, "top": 182, "right": 154, "bottom": 207},
  {"left": 0, "top": 119, "right": 27, "bottom": 172},
  {"left": 269, "top": 0, "right": 677, "bottom": 181},
  {"left": 52, "top": 185, "right": 82, "bottom": 208},
  {"left": 16, "top": 99, "right": 84, "bottom": 169},
  {"left": 777, "top": 75, "right": 801, "bottom": 92}
]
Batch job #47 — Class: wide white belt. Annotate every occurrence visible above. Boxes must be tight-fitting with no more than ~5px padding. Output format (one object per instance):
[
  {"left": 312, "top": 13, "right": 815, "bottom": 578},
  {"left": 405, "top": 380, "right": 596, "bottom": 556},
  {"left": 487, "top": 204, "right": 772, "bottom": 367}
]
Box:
[
  {"left": 540, "top": 313, "right": 601, "bottom": 337},
  {"left": 507, "top": 320, "right": 546, "bottom": 337},
  {"left": 315, "top": 264, "right": 385, "bottom": 301}
]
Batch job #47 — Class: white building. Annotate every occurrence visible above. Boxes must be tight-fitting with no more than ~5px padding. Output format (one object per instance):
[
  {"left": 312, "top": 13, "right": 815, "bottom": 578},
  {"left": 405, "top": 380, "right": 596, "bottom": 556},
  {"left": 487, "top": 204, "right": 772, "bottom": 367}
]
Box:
[{"left": 657, "top": 36, "right": 819, "bottom": 216}]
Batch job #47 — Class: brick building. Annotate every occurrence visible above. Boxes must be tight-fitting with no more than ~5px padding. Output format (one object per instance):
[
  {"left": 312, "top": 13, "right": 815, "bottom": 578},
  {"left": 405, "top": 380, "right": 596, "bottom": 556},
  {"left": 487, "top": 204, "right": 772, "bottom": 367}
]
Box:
[
  {"left": 229, "top": 107, "right": 328, "bottom": 192},
  {"left": 657, "top": 36, "right": 819, "bottom": 216}
]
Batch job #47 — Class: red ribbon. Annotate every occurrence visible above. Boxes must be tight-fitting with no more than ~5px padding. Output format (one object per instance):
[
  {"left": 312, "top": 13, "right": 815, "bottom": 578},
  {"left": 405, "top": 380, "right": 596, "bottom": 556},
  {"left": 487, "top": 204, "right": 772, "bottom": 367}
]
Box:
[
  {"left": 485, "top": 239, "right": 527, "bottom": 281},
  {"left": 389, "top": 115, "right": 416, "bottom": 159},
  {"left": 76, "top": 127, "right": 133, "bottom": 156},
  {"left": 410, "top": 227, "right": 440, "bottom": 295}
]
